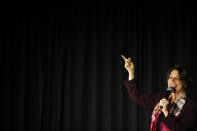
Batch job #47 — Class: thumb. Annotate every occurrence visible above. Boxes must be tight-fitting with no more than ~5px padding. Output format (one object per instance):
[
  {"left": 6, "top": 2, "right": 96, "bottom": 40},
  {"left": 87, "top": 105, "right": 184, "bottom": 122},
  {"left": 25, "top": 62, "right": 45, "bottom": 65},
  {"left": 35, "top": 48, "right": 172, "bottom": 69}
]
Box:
[{"left": 128, "top": 57, "right": 131, "bottom": 61}]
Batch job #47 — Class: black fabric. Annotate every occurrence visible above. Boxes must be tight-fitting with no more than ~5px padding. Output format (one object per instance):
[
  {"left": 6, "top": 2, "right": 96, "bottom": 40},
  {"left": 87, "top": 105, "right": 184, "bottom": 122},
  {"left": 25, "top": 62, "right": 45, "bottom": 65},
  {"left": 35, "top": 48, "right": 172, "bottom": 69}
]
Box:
[{"left": 2, "top": 7, "right": 197, "bottom": 131}]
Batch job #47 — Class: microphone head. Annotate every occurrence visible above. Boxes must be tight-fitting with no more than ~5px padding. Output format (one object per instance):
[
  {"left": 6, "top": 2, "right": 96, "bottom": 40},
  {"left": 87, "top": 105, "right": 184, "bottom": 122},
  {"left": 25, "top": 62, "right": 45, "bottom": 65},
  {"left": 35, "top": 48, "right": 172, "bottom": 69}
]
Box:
[
  {"left": 163, "top": 87, "right": 175, "bottom": 99},
  {"left": 167, "top": 87, "right": 175, "bottom": 92}
]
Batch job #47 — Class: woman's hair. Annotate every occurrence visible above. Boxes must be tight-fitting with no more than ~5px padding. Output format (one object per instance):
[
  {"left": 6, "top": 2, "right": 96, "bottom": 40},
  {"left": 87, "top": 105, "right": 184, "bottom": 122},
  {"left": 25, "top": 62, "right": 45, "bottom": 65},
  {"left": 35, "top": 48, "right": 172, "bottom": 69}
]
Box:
[{"left": 166, "top": 64, "right": 194, "bottom": 95}]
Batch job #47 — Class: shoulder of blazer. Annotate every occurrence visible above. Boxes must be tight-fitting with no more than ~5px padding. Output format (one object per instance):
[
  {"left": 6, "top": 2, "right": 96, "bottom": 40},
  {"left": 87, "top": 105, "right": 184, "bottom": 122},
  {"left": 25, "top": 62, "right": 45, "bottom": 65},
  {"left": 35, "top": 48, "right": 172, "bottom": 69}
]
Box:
[{"left": 177, "top": 97, "right": 197, "bottom": 118}]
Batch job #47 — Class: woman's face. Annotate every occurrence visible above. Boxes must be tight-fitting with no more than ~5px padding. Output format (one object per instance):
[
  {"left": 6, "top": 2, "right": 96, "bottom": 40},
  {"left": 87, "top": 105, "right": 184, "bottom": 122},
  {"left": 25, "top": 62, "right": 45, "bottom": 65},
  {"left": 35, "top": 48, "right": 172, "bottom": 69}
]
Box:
[{"left": 168, "top": 69, "right": 183, "bottom": 93}]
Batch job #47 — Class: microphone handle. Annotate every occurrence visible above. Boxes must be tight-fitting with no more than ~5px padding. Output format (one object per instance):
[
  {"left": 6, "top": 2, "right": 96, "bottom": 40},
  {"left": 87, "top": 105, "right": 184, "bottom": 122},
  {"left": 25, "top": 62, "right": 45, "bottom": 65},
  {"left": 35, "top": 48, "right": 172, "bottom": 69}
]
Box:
[
  {"left": 159, "top": 87, "right": 174, "bottom": 110},
  {"left": 159, "top": 105, "right": 163, "bottom": 109}
]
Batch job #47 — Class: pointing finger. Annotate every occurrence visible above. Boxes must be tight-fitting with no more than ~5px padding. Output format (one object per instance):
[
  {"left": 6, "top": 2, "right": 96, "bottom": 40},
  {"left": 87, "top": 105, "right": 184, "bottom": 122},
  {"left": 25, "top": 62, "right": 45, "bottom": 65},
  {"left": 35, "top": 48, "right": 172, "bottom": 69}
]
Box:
[{"left": 121, "top": 55, "right": 128, "bottom": 61}]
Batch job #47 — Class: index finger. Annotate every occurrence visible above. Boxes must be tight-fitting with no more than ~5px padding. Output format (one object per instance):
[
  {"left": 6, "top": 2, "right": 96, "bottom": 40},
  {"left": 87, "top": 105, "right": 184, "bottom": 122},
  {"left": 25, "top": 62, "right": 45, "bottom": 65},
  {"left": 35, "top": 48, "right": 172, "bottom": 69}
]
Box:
[{"left": 121, "top": 54, "right": 127, "bottom": 61}]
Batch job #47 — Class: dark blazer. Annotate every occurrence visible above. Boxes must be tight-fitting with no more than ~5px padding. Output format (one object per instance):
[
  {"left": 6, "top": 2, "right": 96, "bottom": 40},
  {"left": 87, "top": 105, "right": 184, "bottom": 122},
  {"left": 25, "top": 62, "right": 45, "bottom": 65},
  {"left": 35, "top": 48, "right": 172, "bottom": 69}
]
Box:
[{"left": 124, "top": 78, "right": 197, "bottom": 131}]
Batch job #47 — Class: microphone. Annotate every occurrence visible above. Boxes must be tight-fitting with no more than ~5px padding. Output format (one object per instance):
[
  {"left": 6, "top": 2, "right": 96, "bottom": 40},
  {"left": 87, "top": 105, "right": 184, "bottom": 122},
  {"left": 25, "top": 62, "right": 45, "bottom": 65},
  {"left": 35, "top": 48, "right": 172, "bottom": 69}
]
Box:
[{"left": 159, "top": 87, "right": 175, "bottom": 109}]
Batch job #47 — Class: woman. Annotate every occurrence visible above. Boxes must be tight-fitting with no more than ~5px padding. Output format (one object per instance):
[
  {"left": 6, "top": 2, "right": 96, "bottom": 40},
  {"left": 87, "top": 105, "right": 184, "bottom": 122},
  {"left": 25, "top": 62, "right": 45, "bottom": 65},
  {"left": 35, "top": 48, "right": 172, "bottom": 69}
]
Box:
[{"left": 121, "top": 55, "right": 197, "bottom": 131}]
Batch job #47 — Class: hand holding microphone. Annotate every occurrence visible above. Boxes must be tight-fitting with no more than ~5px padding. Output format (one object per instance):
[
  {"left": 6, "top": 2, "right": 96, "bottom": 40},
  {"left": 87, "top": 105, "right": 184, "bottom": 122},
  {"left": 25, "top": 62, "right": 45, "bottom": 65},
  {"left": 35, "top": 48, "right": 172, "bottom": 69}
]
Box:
[{"left": 159, "top": 87, "right": 175, "bottom": 117}]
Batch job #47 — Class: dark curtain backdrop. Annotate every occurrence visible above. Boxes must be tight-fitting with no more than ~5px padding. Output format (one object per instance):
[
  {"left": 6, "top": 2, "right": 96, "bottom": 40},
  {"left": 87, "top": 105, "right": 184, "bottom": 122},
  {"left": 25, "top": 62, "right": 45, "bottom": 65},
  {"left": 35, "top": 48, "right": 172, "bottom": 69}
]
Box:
[{"left": 2, "top": 7, "right": 197, "bottom": 131}]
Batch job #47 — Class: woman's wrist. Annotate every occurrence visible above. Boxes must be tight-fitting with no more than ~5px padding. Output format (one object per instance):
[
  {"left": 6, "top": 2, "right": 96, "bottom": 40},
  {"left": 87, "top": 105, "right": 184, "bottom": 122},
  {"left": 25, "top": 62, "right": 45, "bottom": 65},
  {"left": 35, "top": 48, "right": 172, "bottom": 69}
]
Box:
[
  {"left": 163, "top": 110, "right": 169, "bottom": 117},
  {"left": 128, "top": 72, "right": 134, "bottom": 80}
]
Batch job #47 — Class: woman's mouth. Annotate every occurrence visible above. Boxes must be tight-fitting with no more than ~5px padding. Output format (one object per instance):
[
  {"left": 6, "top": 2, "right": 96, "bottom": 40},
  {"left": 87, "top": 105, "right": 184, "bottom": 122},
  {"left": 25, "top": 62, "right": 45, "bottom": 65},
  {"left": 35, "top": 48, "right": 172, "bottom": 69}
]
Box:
[{"left": 171, "top": 85, "right": 177, "bottom": 88}]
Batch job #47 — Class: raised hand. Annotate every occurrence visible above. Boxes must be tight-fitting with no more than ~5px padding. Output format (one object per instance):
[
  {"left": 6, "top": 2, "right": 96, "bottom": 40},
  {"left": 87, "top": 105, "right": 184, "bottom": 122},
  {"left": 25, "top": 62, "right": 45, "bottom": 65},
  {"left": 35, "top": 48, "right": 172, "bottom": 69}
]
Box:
[{"left": 121, "top": 54, "right": 135, "bottom": 80}]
